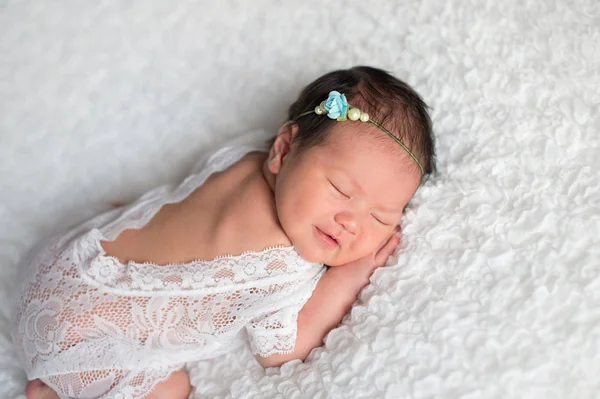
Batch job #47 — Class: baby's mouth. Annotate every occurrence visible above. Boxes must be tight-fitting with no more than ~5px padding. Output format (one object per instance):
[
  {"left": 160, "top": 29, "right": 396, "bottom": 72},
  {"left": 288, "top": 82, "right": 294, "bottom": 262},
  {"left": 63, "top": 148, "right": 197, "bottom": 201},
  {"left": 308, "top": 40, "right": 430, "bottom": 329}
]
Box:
[
  {"left": 326, "top": 233, "right": 338, "bottom": 244},
  {"left": 315, "top": 226, "right": 339, "bottom": 248}
]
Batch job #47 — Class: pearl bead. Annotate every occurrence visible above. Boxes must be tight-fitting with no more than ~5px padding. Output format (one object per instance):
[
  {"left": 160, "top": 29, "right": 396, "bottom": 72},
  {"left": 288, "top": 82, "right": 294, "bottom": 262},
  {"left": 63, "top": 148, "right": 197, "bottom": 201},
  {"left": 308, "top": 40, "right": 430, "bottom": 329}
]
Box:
[
  {"left": 347, "top": 108, "right": 360, "bottom": 121},
  {"left": 360, "top": 113, "right": 370, "bottom": 122},
  {"left": 315, "top": 106, "right": 324, "bottom": 115}
]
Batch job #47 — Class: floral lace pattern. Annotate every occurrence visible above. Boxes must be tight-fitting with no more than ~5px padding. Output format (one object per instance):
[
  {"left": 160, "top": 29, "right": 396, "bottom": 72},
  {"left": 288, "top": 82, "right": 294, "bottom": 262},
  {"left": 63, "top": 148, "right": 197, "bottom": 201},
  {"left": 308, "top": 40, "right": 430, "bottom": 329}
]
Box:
[
  {"left": 12, "top": 137, "right": 325, "bottom": 398},
  {"left": 44, "top": 367, "right": 176, "bottom": 399}
]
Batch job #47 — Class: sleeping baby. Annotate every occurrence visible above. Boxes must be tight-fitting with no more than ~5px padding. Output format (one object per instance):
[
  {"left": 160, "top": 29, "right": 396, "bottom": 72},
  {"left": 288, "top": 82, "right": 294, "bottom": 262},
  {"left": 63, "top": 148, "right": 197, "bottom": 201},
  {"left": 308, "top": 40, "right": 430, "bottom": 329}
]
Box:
[{"left": 12, "top": 66, "right": 435, "bottom": 399}]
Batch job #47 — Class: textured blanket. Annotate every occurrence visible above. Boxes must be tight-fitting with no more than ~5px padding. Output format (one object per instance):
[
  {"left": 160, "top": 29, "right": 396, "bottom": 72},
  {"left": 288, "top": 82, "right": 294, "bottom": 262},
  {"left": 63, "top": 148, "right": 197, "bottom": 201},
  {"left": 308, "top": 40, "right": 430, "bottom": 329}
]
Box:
[{"left": 1, "top": 0, "right": 598, "bottom": 398}]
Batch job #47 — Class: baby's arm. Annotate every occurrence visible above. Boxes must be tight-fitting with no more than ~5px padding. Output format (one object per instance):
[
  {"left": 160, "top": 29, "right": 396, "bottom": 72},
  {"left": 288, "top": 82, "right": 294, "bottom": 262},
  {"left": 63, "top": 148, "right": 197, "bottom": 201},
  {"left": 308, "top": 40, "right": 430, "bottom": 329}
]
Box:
[{"left": 256, "top": 231, "right": 401, "bottom": 368}]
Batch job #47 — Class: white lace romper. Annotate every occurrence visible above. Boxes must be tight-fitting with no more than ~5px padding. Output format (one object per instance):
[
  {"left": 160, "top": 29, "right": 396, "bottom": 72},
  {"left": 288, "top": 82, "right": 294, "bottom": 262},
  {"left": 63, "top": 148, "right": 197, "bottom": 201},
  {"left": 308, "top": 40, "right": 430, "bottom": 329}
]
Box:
[{"left": 12, "top": 131, "right": 326, "bottom": 399}]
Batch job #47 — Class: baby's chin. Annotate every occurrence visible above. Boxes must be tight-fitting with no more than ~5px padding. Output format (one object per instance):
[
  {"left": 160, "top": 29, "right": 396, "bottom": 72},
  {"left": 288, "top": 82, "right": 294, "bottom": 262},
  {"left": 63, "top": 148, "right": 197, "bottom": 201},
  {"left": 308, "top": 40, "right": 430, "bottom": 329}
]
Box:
[
  {"left": 292, "top": 246, "right": 323, "bottom": 264},
  {"left": 292, "top": 242, "right": 351, "bottom": 266},
  {"left": 291, "top": 241, "right": 328, "bottom": 265}
]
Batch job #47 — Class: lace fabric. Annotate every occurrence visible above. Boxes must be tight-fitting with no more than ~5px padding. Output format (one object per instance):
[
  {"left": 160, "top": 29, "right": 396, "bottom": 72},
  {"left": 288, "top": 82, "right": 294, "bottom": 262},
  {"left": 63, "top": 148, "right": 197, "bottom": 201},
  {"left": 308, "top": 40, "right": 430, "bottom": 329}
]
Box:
[
  {"left": 44, "top": 367, "right": 176, "bottom": 399},
  {"left": 12, "top": 131, "right": 325, "bottom": 398}
]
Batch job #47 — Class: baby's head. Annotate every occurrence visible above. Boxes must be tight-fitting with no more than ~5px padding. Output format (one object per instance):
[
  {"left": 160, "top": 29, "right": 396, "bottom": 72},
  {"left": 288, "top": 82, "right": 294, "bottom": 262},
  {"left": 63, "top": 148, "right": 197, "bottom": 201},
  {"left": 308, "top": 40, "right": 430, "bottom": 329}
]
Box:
[{"left": 265, "top": 66, "right": 435, "bottom": 266}]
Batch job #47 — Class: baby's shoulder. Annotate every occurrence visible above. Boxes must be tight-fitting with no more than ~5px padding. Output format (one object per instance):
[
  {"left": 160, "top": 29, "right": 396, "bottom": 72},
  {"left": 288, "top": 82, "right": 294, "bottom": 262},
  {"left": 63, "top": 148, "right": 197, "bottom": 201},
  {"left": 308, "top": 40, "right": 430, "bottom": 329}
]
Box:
[
  {"left": 212, "top": 154, "right": 291, "bottom": 255},
  {"left": 237, "top": 167, "right": 291, "bottom": 248}
]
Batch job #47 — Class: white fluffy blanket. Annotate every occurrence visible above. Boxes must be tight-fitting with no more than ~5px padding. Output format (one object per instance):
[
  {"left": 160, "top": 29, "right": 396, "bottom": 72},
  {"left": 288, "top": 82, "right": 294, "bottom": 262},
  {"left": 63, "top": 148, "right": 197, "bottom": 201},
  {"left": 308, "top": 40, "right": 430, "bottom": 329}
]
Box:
[{"left": 1, "top": 0, "right": 598, "bottom": 398}]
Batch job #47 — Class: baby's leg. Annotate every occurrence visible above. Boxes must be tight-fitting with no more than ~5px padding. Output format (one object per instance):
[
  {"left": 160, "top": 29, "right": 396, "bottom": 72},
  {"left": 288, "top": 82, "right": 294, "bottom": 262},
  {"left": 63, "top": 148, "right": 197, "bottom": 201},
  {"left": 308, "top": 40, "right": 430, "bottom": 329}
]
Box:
[
  {"left": 24, "top": 369, "right": 190, "bottom": 399},
  {"left": 25, "top": 379, "right": 59, "bottom": 399},
  {"left": 144, "top": 370, "right": 191, "bottom": 399}
]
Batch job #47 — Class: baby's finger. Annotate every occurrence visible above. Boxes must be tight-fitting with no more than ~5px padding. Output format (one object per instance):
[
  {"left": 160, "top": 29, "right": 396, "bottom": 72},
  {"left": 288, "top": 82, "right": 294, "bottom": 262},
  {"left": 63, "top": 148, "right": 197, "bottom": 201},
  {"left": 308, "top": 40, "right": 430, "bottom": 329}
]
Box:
[{"left": 373, "top": 233, "right": 401, "bottom": 267}]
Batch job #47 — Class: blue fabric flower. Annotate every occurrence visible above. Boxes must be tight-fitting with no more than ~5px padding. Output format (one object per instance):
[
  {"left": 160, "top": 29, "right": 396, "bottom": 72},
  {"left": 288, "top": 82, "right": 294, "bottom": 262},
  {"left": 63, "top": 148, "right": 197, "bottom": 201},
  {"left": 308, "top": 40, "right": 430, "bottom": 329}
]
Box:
[{"left": 324, "top": 91, "right": 348, "bottom": 120}]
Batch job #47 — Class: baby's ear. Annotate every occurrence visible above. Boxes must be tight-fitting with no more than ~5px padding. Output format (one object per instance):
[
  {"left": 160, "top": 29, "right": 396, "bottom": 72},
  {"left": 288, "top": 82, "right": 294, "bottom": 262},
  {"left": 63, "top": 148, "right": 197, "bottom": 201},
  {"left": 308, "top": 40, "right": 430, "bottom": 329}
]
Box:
[{"left": 268, "top": 121, "right": 298, "bottom": 174}]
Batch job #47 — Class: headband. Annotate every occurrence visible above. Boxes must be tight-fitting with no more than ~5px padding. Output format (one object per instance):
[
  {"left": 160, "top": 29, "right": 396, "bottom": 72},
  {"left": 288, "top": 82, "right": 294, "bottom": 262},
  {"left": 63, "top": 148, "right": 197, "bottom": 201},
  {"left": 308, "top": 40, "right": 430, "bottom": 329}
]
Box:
[{"left": 294, "top": 91, "right": 424, "bottom": 176}]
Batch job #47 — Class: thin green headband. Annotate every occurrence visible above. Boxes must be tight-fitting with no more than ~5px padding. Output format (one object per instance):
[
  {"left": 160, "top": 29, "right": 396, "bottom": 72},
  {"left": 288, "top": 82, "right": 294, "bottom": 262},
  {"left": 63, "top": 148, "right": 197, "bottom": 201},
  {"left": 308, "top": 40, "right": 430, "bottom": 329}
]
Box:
[{"left": 294, "top": 91, "right": 425, "bottom": 176}]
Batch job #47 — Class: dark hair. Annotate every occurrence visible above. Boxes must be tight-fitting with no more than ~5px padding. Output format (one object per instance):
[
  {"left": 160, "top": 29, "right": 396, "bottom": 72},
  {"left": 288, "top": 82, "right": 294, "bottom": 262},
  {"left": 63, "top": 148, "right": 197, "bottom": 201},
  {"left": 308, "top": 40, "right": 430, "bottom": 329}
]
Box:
[{"left": 287, "top": 66, "right": 436, "bottom": 177}]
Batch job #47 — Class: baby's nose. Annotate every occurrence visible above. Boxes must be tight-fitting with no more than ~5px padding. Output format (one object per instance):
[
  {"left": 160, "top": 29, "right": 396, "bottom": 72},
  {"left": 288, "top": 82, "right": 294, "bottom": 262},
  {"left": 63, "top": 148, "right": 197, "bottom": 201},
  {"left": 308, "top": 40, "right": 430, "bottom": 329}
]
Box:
[{"left": 334, "top": 212, "right": 358, "bottom": 234}]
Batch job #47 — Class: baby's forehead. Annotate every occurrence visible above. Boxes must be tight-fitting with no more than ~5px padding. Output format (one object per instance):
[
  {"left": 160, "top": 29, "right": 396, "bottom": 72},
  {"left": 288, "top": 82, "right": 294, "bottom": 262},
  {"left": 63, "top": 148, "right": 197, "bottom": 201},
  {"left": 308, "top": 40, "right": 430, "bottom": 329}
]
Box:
[
  {"left": 313, "top": 128, "right": 421, "bottom": 204},
  {"left": 322, "top": 123, "right": 416, "bottom": 169}
]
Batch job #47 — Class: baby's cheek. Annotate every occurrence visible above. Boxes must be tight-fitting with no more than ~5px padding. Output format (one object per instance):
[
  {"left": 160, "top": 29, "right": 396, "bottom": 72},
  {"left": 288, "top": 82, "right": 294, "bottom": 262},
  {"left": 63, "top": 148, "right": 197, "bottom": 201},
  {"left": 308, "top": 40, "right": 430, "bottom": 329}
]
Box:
[
  {"left": 354, "top": 234, "right": 383, "bottom": 257},
  {"left": 333, "top": 245, "right": 374, "bottom": 266}
]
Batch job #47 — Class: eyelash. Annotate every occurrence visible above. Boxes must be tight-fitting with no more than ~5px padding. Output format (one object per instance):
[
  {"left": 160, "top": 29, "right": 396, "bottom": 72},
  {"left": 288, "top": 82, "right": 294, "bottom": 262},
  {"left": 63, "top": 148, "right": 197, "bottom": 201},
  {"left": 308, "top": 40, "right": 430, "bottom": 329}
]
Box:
[
  {"left": 329, "top": 180, "right": 390, "bottom": 226},
  {"left": 330, "top": 181, "right": 350, "bottom": 199},
  {"left": 372, "top": 215, "right": 390, "bottom": 226}
]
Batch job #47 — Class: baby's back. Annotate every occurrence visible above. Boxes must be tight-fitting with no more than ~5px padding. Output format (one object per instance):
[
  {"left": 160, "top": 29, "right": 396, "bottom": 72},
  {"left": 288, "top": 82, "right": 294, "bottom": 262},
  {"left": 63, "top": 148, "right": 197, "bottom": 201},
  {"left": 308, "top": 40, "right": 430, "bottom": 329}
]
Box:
[{"left": 102, "top": 151, "right": 291, "bottom": 266}]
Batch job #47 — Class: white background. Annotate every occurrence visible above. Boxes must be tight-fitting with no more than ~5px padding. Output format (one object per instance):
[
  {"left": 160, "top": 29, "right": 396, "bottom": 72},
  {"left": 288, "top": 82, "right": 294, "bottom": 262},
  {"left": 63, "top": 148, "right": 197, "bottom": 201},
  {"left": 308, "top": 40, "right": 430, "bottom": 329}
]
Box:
[{"left": 1, "top": 0, "right": 599, "bottom": 398}]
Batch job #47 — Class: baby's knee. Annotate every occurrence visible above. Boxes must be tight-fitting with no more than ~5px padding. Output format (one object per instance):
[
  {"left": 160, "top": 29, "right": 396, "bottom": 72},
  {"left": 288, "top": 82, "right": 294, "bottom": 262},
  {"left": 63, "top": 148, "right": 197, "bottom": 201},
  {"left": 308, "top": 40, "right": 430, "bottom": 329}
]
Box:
[
  {"left": 25, "top": 379, "right": 59, "bottom": 399},
  {"left": 169, "top": 370, "right": 191, "bottom": 398},
  {"left": 146, "top": 370, "right": 191, "bottom": 399}
]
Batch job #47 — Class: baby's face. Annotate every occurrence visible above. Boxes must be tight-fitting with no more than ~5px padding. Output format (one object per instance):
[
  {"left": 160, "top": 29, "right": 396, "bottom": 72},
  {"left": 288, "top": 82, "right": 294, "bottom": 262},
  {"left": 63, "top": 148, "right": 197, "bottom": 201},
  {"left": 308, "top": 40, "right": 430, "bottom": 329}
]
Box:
[{"left": 272, "top": 122, "right": 421, "bottom": 266}]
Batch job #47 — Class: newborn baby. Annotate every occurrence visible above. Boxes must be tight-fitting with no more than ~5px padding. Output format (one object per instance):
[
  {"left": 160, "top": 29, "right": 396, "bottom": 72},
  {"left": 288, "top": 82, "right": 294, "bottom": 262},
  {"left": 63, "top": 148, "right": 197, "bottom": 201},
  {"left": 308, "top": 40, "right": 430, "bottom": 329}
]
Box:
[{"left": 13, "top": 66, "right": 435, "bottom": 399}]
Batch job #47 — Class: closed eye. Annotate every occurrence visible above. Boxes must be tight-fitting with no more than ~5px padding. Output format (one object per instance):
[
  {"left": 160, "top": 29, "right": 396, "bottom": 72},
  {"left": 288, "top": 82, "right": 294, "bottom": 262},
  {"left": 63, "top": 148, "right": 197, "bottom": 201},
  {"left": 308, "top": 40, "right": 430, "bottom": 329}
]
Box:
[
  {"left": 371, "top": 214, "right": 391, "bottom": 226},
  {"left": 329, "top": 181, "right": 350, "bottom": 199}
]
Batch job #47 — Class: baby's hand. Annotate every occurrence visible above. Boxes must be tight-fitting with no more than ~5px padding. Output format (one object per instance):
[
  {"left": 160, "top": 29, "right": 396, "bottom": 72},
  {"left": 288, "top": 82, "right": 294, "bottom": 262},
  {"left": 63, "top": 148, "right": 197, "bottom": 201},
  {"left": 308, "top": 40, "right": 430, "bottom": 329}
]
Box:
[
  {"left": 330, "top": 226, "right": 401, "bottom": 289},
  {"left": 372, "top": 225, "right": 402, "bottom": 270}
]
